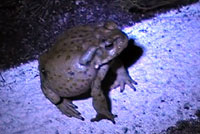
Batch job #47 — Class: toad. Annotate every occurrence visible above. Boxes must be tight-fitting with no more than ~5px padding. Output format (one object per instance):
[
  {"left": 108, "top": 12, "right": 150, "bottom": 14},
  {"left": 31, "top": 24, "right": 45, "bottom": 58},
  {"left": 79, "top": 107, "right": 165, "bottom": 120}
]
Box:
[{"left": 39, "top": 21, "right": 137, "bottom": 123}]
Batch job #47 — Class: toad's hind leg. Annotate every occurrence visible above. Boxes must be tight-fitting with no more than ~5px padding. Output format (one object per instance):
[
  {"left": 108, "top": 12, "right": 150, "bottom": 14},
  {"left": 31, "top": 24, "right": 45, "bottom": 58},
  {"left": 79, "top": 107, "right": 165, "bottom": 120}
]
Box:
[
  {"left": 57, "top": 99, "right": 84, "bottom": 120},
  {"left": 41, "top": 85, "right": 84, "bottom": 120}
]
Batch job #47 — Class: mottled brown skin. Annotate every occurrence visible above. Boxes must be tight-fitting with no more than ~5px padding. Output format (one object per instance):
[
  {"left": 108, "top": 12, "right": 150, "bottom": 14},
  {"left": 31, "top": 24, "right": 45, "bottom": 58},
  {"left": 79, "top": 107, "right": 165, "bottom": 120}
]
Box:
[{"left": 39, "top": 22, "right": 137, "bottom": 123}]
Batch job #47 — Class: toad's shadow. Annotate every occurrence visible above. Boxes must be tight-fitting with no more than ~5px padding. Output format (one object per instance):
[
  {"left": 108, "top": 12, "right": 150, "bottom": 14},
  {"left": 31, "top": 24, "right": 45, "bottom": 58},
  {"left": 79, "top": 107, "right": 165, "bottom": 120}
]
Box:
[{"left": 69, "top": 39, "right": 143, "bottom": 112}]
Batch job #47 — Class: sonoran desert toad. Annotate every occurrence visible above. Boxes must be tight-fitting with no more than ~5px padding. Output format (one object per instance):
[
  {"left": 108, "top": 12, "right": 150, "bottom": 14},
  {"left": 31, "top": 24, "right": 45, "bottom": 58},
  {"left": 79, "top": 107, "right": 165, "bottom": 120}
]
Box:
[{"left": 39, "top": 21, "right": 137, "bottom": 123}]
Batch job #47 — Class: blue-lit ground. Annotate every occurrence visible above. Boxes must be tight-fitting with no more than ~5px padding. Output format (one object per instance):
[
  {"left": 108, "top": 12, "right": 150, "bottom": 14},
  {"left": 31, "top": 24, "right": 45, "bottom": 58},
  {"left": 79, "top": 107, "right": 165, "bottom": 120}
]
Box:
[{"left": 0, "top": 3, "right": 200, "bottom": 134}]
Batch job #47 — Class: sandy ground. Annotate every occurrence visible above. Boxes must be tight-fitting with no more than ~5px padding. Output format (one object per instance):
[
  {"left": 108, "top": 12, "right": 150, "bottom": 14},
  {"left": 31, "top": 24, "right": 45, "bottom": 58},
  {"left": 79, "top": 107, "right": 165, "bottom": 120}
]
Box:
[{"left": 0, "top": 2, "right": 200, "bottom": 134}]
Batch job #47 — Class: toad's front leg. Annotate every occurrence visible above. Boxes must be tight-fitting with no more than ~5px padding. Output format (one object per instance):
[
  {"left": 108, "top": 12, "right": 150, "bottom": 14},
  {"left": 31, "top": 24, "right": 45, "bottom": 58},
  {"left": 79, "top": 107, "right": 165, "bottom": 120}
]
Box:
[
  {"left": 111, "top": 58, "right": 137, "bottom": 92},
  {"left": 91, "top": 65, "right": 116, "bottom": 124}
]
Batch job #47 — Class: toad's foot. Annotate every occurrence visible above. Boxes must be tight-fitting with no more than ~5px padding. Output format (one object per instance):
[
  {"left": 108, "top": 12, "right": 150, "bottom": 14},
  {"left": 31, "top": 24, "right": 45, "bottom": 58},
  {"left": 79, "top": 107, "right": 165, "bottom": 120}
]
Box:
[
  {"left": 57, "top": 99, "right": 84, "bottom": 121},
  {"left": 110, "top": 58, "right": 137, "bottom": 92},
  {"left": 111, "top": 72, "right": 137, "bottom": 92},
  {"left": 91, "top": 113, "right": 117, "bottom": 124}
]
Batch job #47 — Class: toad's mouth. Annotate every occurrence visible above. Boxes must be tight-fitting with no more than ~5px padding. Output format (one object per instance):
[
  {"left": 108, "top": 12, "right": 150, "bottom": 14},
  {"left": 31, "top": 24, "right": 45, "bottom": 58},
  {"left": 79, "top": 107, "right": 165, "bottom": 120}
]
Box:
[{"left": 94, "top": 58, "right": 114, "bottom": 70}]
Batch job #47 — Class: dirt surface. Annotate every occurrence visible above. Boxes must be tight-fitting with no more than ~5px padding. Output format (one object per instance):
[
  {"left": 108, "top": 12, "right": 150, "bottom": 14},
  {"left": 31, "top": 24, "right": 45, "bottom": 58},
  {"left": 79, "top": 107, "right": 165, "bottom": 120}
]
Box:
[{"left": 0, "top": 0, "right": 200, "bottom": 134}]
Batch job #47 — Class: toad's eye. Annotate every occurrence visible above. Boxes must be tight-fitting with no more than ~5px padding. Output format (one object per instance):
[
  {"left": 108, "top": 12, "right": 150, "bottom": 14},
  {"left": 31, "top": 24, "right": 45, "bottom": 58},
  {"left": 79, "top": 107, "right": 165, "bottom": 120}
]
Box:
[
  {"left": 105, "top": 42, "right": 114, "bottom": 50},
  {"left": 102, "top": 39, "right": 114, "bottom": 50}
]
